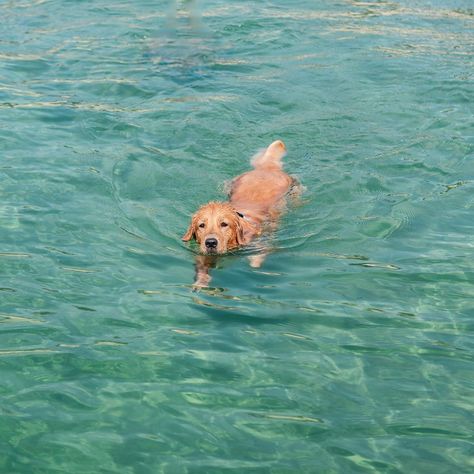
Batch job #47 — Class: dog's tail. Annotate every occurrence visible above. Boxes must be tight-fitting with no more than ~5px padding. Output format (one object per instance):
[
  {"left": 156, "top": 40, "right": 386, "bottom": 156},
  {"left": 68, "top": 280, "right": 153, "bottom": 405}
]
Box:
[{"left": 251, "top": 140, "right": 287, "bottom": 170}]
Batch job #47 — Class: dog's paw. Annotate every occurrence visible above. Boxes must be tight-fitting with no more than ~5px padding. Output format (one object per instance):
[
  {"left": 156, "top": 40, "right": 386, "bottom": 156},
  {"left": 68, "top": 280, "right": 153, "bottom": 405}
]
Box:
[
  {"left": 193, "top": 273, "right": 211, "bottom": 289},
  {"left": 248, "top": 254, "right": 266, "bottom": 268}
]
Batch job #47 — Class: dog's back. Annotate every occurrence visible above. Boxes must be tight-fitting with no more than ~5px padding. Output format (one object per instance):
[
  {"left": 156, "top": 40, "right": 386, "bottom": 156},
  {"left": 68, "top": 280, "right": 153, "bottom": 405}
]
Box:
[{"left": 229, "top": 140, "right": 294, "bottom": 214}]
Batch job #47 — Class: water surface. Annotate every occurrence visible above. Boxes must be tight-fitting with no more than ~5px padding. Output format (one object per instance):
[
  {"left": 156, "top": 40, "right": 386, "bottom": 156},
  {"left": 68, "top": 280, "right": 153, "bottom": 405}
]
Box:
[{"left": 1, "top": 0, "right": 473, "bottom": 472}]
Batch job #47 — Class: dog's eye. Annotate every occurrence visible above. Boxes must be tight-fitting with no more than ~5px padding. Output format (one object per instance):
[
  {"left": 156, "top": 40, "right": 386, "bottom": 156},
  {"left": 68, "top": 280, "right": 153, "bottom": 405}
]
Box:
[
  {"left": 220, "top": 222, "right": 228, "bottom": 228},
  {"left": 199, "top": 223, "right": 205, "bottom": 228}
]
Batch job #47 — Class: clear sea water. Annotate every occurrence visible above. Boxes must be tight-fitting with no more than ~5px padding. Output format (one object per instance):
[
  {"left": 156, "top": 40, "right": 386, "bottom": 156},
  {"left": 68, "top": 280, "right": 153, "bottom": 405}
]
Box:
[{"left": 1, "top": 0, "right": 473, "bottom": 472}]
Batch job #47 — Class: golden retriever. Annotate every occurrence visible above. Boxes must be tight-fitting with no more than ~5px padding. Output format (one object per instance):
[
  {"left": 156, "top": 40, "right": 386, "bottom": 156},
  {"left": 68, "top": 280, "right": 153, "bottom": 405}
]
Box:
[{"left": 183, "top": 140, "right": 295, "bottom": 286}]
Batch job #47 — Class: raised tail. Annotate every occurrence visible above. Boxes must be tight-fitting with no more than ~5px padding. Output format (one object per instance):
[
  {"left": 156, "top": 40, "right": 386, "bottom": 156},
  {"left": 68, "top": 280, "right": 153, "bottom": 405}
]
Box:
[{"left": 251, "top": 140, "right": 287, "bottom": 170}]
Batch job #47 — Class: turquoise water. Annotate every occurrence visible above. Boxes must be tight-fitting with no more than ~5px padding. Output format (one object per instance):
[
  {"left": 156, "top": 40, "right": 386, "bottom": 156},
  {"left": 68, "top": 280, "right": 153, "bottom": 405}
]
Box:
[{"left": 1, "top": 0, "right": 473, "bottom": 472}]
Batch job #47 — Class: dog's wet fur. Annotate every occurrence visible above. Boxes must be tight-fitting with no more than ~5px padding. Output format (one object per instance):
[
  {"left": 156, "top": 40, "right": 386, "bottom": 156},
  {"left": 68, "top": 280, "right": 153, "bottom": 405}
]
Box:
[{"left": 183, "top": 140, "right": 295, "bottom": 286}]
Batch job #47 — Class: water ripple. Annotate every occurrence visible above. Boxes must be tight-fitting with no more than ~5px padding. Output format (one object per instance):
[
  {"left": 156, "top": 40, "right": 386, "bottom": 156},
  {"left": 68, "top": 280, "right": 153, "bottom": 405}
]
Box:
[{"left": 1, "top": 0, "right": 473, "bottom": 472}]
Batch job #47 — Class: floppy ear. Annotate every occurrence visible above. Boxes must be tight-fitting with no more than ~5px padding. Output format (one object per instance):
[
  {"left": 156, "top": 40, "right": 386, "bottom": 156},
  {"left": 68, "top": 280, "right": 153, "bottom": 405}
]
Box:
[
  {"left": 236, "top": 216, "right": 251, "bottom": 246},
  {"left": 226, "top": 215, "right": 244, "bottom": 249},
  {"left": 236, "top": 220, "right": 245, "bottom": 245},
  {"left": 182, "top": 221, "right": 196, "bottom": 241}
]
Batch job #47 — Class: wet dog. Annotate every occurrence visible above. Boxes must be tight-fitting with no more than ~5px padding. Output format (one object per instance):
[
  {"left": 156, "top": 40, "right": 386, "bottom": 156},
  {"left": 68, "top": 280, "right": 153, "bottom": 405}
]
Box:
[{"left": 183, "top": 140, "right": 295, "bottom": 287}]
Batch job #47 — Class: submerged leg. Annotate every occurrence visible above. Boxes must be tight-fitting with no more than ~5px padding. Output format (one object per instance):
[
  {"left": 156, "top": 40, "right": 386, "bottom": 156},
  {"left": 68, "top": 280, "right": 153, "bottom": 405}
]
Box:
[
  {"left": 248, "top": 251, "right": 268, "bottom": 268},
  {"left": 193, "top": 255, "right": 216, "bottom": 288}
]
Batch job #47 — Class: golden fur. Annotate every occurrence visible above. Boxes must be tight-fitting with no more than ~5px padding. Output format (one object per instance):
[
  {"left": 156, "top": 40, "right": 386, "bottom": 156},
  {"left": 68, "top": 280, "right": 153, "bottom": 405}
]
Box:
[
  {"left": 182, "top": 201, "right": 246, "bottom": 254},
  {"left": 183, "top": 140, "right": 294, "bottom": 286}
]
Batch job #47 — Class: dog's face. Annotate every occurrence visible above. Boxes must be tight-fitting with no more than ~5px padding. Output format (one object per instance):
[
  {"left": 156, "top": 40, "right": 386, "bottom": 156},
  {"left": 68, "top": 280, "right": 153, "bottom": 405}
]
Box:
[{"left": 182, "top": 202, "right": 244, "bottom": 254}]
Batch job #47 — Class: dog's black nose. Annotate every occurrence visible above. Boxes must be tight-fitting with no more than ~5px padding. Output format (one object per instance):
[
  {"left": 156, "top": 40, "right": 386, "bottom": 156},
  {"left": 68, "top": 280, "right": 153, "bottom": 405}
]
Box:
[{"left": 205, "top": 238, "right": 218, "bottom": 249}]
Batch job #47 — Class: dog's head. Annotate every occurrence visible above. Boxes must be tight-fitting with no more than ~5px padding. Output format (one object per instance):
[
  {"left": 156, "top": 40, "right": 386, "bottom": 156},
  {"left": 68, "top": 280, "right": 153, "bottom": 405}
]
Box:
[{"left": 182, "top": 202, "right": 245, "bottom": 254}]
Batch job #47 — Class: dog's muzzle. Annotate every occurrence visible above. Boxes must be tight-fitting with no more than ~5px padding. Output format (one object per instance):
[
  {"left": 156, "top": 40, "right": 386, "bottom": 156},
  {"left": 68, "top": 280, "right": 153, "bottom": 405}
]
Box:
[{"left": 205, "top": 237, "right": 218, "bottom": 251}]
